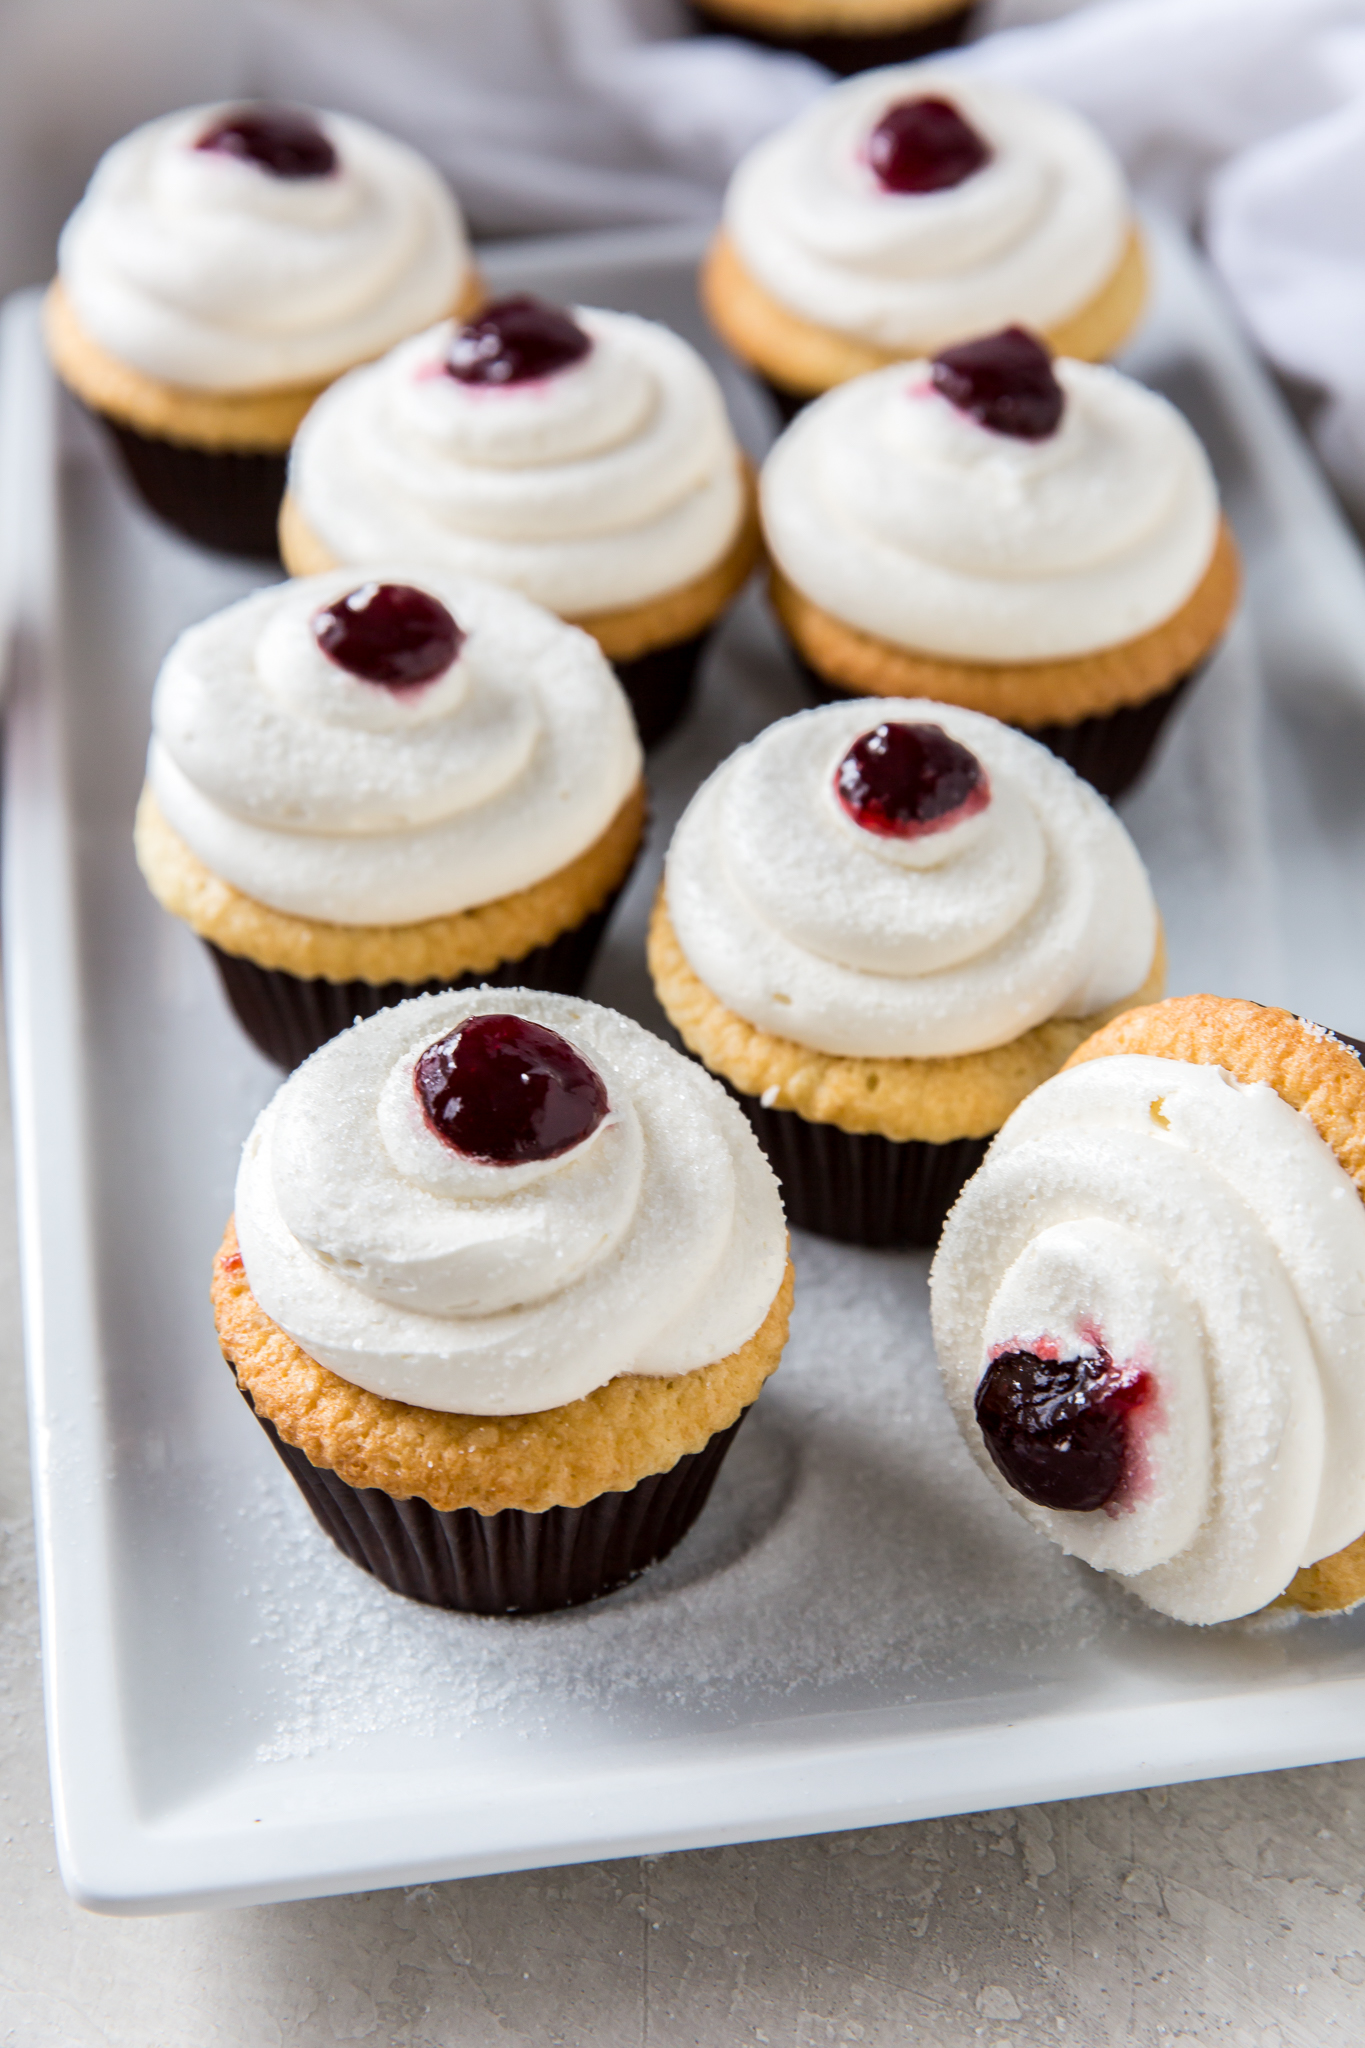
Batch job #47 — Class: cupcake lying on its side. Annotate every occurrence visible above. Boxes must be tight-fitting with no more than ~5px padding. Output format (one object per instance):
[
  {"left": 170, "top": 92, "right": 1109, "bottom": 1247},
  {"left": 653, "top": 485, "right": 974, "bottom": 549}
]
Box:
[
  {"left": 213, "top": 989, "right": 794, "bottom": 1613},
  {"left": 761, "top": 328, "right": 1240, "bottom": 799},
  {"left": 280, "top": 295, "right": 762, "bottom": 747},
  {"left": 136, "top": 569, "right": 644, "bottom": 1068},
  {"left": 648, "top": 699, "right": 1163, "bottom": 1247},
  {"left": 931, "top": 997, "right": 1365, "bottom": 1625},
  {"left": 690, "top": 0, "right": 978, "bottom": 76},
  {"left": 45, "top": 102, "right": 476, "bottom": 557},
  {"left": 704, "top": 71, "right": 1145, "bottom": 416}
]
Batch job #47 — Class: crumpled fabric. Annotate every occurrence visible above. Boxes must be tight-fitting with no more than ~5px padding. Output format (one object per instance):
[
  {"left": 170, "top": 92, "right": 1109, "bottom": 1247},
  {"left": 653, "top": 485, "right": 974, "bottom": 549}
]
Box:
[
  {"left": 250, "top": 0, "right": 1365, "bottom": 506},
  {"left": 962, "top": 0, "right": 1365, "bottom": 517}
]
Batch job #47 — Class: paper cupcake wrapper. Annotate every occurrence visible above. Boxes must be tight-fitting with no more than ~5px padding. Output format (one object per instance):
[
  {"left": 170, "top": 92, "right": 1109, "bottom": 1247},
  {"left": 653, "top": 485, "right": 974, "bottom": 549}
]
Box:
[
  {"left": 725, "top": 1080, "right": 990, "bottom": 1249},
  {"left": 235, "top": 1365, "right": 749, "bottom": 1613},
  {"left": 208, "top": 891, "right": 621, "bottom": 1070},
  {"left": 613, "top": 629, "right": 709, "bottom": 749},
  {"left": 98, "top": 415, "right": 286, "bottom": 560},
  {"left": 796, "top": 656, "right": 1201, "bottom": 803},
  {"left": 687, "top": 2, "right": 974, "bottom": 75}
]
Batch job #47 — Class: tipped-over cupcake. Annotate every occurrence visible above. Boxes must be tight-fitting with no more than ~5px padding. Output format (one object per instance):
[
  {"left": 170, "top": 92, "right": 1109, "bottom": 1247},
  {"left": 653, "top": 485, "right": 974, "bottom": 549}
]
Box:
[
  {"left": 45, "top": 102, "right": 477, "bottom": 557},
  {"left": 704, "top": 71, "right": 1146, "bottom": 415},
  {"left": 761, "top": 327, "right": 1240, "bottom": 799},
  {"left": 135, "top": 569, "right": 644, "bottom": 1068},
  {"left": 213, "top": 988, "right": 794, "bottom": 1612},
  {"left": 279, "top": 294, "right": 762, "bottom": 747},
  {"left": 931, "top": 996, "right": 1365, "bottom": 1625},
  {"left": 648, "top": 698, "right": 1163, "bottom": 1246}
]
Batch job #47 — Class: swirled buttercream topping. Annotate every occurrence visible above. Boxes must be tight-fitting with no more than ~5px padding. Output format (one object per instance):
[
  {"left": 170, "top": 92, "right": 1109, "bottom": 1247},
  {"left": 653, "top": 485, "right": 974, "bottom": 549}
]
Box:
[
  {"left": 286, "top": 306, "right": 748, "bottom": 615},
  {"left": 930, "top": 1054, "right": 1365, "bottom": 1624},
  {"left": 664, "top": 700, "right": 1156, "bottom": 1060},
  {"left": 761, "top": 353, "right": 1220, "bottom": 662},
  {"left": 147, "top": 566, "right": 641, "bottom": 925},
  {"left": 234, "top": 989, "right": 789, "bottom": 1414},
  {"left": 724, "top": 70, "right": 1130, "bottom": 351},
  {"left": 57, "top": 103, "right": 469, "bottom": 391}
]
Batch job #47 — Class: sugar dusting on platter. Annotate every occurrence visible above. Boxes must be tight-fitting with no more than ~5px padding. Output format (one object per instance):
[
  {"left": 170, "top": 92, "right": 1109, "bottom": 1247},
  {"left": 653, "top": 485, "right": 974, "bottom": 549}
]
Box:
[{"left": 229, "top": 1234, "right": 1112, "bottom": 1766}]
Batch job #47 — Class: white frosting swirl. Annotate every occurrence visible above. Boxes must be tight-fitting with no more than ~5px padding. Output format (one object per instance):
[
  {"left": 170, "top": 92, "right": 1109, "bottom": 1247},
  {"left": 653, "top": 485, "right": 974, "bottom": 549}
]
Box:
[
  {"left": 762, "top": 357, "right": 1221, "bottom": 662},
  {"left": 286, "top": 308, "right": 748, "bottom": 615},
  {"left": 931, "top": 1054, "right": 1365, "bottom": 1625},
  {"left": 58, "top": 105, "right": 469, "bottom": 391},
  {"left": 147, "top": 566, "right": 642, "bottom": 925},
  {"left": 664, "top": 700, "right": 1157, "bottom": 1060},
  {"left": 235, "top": 989, "right": 789, "bottom": 1414},
  {"left": 725, "top": 69, "right": 1130, "bottom": 351}
]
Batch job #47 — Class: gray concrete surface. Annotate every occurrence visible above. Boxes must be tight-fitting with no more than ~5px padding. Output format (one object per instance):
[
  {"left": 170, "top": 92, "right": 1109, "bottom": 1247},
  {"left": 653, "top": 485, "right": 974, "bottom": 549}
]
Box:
[{"left": 3, "top": 1011, "right": 1365, "bottom": 2044}]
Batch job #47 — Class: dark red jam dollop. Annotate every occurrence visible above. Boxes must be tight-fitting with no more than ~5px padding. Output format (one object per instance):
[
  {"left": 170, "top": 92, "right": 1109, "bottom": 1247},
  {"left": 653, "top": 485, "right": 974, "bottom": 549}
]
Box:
[
  {"left": 415, "top": 1014, "right": 610, "bottom": 1166},
  {"left": 867, "top": 97, "right": 991, "bottom": 196},
  {"left": 312, "top": 583, "right": 462, "bottom": 689},
  {"left": 195, "top": 106, "right": 337, "bottom": 180},
  {"left": 446, "top": 296, "right": 592, "bottom": 387},
  {"left": 931, "top": 327, "right": 1064, "bottom": 441},
  {"left": 975, "top": 1347, "right": 1152, "bottom": 1513},
  {"left": 835, "top": 721, "right": 989, "bottom": 840}
]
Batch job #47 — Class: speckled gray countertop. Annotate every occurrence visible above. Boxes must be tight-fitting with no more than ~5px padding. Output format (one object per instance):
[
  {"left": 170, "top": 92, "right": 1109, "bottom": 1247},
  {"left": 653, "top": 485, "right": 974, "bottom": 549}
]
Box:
[{"left": 0, "top": 1012, "right": 1361, "bottom": 2048}]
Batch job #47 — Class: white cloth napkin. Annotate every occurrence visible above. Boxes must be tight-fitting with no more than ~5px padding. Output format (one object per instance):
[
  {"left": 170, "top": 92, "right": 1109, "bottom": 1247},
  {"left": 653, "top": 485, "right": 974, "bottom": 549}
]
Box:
[
  {"left": 963, "top": 0, "right": 1365, "bottom": 518},
  {"left": 249, "top": 0, "right": 1365, "bottom": 505}
]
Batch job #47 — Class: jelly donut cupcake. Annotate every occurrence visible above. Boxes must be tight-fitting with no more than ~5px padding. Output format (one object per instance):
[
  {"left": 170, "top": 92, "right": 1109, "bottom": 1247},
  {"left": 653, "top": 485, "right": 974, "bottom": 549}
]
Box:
[
  {"left": 648, "top": 699, "right": 1163, "bottom": 1247},
  {"left": 279, "top": 295, "right": 762, "bottom": 747},
  {"left": 212, "top": 989, "right": 794, "bottom": 1613},
  {"left": 45, "top": 102, "right": 477, "bottom": 557},
  {"left": 761, "top": 328, "right": 1240, "bottom": 800},
  {"left": 689, "top": 0, "right": 977, "bottom": 76},
  {"left": 135, "top": 569, "right": 645, "bottom": 1069},
  {"left": 703, "top": 72, "right": 1146, "bottom": 417},
  {"left": 931, "top": 997, "right": 1365, "bottom": 1625}
]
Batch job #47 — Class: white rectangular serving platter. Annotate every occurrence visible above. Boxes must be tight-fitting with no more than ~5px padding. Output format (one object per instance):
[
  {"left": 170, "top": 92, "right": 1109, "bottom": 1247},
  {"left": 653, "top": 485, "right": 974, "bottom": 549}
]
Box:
[{"left": 7, "top": 214, "right": 1365, "bottom": 1917}]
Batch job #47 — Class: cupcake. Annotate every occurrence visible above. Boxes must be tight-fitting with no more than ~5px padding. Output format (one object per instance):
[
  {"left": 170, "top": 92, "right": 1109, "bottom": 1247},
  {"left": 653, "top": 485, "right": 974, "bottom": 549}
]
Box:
[
  {"left": 279, "top": 295, "right": 762, "bottom": 748},
  {"left": 648, "top": 698, "right": 1163, "bottom": 1247},
  {"left": 703, "top": 70, "right": 1146, "bottom": 416},
  {"left": 135, "top": 568, "right": 645, "bottom": 1069},
  {"left": 931, "top": 997, "right": 1365, "bottom": 1625},
  {"left": 690, "top": 0, "right": 977, "bottom": 75},
  {"left": 45, "top": 102, "right": 477, "bottom": 558},
  {"left": 760, "top": 328, "right": 1241, "bottom": 799},
  {"left": 212, "top": 988, "right": 794, "bottom": 1613}
]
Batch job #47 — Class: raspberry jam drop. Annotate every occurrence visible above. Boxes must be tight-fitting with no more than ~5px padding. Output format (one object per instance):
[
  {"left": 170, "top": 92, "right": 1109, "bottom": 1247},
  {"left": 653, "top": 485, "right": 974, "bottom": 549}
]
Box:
[
  {"left": 447, "top": 296, "right": 592, "bottom": 387},
  {"left": 196, "top": 107, "right": 337, "bottom": 179},
  {"left": 975, "top": 1348, "right": 1152, "bottom": 1512},
  {"left": 415, "top": 1015, "right": 610, "bottom": 1166},
  {"left": 867, "top": 97, "right": 991, "bottom": 195},
  {"left": 835, "top": 722, "right": 989, "bottom": 840},
  {"left": 931, "top": 327, "right": 1063, "bottom": 441},
  {"left": 312, "top": 583, "right": 463, "bottom": 689}
]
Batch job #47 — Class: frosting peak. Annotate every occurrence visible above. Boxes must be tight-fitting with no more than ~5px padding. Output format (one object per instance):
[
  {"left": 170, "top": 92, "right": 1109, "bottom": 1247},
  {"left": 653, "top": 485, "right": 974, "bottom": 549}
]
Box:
[
  {"left": 234, "top": 991, "right": 789, "bottom": 1413},
  {"left": 58, "top": 103, "right": 469, "bottom": 392},
  {"left": 286, "top": 306, "right": 747, "bottom": 616},
  {"left": 761, "top": 355, "right": 1220, "bottom": 663},
  {"left": 147, "top": 566, "right": 641, "bottom": 926},
  {"left": 664, "top": 699, "right": 1157, "bottom": 1059},
  {"left": 724, "top": 69, "right": 1131, "bottom": 353}
]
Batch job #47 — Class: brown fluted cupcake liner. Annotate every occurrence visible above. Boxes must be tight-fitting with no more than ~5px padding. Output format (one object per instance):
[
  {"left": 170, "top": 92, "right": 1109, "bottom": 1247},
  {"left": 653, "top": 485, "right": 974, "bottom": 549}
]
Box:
[
  {"left": 208, "top": 892, "right": 622, "bottom": 1070},
  {"left": 613, "top": 630, "right": 710, "bottom": 749},
  {"left": 234, "top": 1362, "right": 749, "bottom": 1613},
  {"left": 796, "top": 656, "right": 1202, "bottom": 803},
  {"left": 723, "top": 1079, "right": 989, "bottom": 1248},
  {"left": 688, "top": 3, "right": 975, "bottom": 74},
  {"left": 99, "top": 416, "right": 286, "bottom": 560}
]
